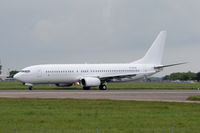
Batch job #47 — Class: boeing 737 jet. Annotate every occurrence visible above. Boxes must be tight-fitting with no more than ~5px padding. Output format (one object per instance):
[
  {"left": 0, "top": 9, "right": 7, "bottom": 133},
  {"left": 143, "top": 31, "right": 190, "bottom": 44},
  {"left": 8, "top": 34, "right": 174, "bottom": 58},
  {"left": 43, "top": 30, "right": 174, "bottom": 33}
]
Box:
[{"left": 14, "top": 31, "right": 185, "bottom": 90}]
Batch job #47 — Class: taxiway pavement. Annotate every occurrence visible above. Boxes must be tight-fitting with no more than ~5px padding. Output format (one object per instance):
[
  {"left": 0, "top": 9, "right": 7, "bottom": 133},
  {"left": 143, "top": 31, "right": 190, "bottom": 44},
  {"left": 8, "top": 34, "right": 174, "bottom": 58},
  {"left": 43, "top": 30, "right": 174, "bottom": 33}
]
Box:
[{"left": 0, "top": 90, "right": 200, "bottom": 103}]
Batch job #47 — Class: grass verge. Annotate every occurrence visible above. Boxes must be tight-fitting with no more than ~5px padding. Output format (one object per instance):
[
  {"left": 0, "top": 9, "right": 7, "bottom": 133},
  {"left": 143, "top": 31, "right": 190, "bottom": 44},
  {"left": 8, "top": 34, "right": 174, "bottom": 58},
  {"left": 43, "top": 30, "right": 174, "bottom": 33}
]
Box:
[
  {"left": 0, "top": 81, "right": 200, "bottom": 90},
  {"left": 187, "top": 96, "right": 200, "bottom": 101},
  {"left": 0, "top": 98, "right": 200, "bottom": 133}
]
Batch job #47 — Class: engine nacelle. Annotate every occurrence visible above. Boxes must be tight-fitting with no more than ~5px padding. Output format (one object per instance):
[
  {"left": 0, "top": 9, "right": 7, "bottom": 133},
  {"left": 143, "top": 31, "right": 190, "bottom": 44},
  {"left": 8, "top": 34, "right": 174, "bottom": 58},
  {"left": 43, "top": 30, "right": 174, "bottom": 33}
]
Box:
[
  {"left": 55, "top": 83, "right": 73, "bottom": 87},
  {"left": 81, "top": 77, "right": 101, "bottom": 87}
]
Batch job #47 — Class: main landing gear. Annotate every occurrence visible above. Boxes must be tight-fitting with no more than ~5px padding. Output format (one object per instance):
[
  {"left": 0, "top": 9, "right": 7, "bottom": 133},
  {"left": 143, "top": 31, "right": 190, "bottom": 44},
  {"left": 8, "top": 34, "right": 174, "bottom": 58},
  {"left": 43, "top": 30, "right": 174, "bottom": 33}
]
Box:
[
  {"left": 99, "top": 84, "right": 107, "bottom": 90},
  {"left": 82, "top": 84, "right": 107, "bottom": 90},
  {"left": 83, "top": 87, "right": 90, "bottom": 90},
  {"left": 28, "top": 86, "right": 33, "bottom": 90}
]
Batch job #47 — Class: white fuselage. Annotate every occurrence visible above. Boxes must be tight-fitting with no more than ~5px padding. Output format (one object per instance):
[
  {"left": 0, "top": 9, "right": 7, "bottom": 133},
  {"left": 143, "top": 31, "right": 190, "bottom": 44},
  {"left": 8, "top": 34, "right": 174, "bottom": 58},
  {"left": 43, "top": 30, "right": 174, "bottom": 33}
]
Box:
[{"left": 14, "top": 63, "right": 158, "bottom": 84}]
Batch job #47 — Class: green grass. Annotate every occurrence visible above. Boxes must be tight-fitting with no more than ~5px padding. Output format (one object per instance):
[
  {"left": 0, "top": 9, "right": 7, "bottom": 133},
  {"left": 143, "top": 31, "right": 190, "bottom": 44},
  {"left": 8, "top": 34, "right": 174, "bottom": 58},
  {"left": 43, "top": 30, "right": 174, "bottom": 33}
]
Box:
[
  {"left": 0, "top": 98, "right": 199, "bottom": 133},
  {"left": 187, "top": 96, "right": 200, "bottom": 101},
  {"left": 0, "top": 81, "right": 200, "bottom": 90},
  {"left": 108, "top": 82, "right": 200, "bottom": 90}
]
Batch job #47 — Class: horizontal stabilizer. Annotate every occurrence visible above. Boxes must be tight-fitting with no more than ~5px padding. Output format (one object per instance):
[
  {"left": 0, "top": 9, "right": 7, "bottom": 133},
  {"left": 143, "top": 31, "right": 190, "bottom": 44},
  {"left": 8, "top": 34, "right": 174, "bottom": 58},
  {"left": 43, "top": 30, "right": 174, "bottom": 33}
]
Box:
[{"left": 154, "top": 62, "right": 187, "bottom": 69}]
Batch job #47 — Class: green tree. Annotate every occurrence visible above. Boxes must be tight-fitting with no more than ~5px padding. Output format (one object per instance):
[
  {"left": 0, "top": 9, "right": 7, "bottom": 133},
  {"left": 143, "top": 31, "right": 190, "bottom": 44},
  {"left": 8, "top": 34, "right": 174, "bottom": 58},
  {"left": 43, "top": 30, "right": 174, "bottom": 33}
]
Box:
[
  {"left": 163, "top": 72, "right": 197, "bottom": 81},
  {"left": 163, "top": 75, "right": 170, "bottom": 80},
  {"left": 186, "top": 71, "right": 197, "bottom": 80},
  {"left": 9, "top": 70, "right": 19, "bottom": 78},
  {"left": 197, "top": 72, "right": 200, "bottom": 82}
]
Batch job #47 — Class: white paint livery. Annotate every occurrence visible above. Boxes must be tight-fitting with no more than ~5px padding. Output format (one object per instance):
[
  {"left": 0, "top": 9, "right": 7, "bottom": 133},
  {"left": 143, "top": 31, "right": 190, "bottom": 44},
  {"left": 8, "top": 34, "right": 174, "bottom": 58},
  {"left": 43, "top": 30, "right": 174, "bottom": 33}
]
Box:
[{"left": 14, "top": 31, "right": 184, "bottom": 90}]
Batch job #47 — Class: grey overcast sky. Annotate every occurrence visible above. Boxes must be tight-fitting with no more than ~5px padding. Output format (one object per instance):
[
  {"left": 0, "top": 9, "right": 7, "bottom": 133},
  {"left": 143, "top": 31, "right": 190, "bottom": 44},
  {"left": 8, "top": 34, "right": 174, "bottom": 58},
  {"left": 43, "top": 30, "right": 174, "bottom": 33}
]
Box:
[{"left": 0, "top": 0, "right": 199, "bottom": 76}]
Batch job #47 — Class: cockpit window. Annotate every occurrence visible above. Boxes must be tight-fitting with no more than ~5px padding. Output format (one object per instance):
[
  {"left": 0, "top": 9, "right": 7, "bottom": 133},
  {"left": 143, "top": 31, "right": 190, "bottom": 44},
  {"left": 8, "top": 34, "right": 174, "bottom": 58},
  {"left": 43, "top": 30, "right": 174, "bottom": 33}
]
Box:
[{"left": 21, "top": 70, "right": 30, "bottom": 73}]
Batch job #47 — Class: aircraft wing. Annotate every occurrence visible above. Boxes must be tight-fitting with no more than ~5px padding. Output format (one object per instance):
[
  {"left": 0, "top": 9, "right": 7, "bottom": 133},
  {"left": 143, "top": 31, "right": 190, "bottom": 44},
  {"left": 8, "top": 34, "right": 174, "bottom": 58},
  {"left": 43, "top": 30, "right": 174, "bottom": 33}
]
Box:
[
  {"left": 154, "top": 62, "right": 187, "bottom": 69},
  {"left": 99, "top": 73, "right": 137, "bottom": 82}
]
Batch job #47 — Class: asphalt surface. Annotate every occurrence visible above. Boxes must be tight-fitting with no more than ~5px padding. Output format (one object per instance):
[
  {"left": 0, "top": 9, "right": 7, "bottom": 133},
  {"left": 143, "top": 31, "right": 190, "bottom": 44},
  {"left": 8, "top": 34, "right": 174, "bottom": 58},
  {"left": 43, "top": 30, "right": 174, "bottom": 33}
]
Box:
[{"left": 0, "top": 90, "right": 200, "bottom": 103}]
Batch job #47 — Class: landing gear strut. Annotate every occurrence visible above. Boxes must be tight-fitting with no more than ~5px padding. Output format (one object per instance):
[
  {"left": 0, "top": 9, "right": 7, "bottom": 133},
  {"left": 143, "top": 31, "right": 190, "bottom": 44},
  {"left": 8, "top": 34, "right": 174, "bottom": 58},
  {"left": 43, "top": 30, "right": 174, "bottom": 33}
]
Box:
[
  {"left": 99, "top": 84, "right": 107, "bottom": 90},
  {"left": 24, "top": 83, "right": 33, "bottom": 90},
  {"left": 83, "top": 87, "right": 90, "bottom": 90}
]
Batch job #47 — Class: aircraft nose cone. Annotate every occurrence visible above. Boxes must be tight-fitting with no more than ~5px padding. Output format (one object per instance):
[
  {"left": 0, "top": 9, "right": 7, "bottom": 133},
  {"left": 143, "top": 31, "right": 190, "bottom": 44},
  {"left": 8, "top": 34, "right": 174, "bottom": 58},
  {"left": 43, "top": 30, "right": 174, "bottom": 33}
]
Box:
[
  {"left": 14, "top": 73, "right": 21, "bottom": 81},
  {"left": 13, "top": 73, "right": 18, "bottom": 79},
  {"left": 14, "top": 73, "right": 27, "bottom": 83}
]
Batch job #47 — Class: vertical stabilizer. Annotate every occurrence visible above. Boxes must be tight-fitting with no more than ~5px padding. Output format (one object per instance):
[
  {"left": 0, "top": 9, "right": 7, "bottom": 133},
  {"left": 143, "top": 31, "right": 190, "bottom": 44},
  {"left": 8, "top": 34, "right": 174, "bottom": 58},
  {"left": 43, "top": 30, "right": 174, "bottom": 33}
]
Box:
[{"left": 133, "top": 31, "right": 167, "bottom": 65}]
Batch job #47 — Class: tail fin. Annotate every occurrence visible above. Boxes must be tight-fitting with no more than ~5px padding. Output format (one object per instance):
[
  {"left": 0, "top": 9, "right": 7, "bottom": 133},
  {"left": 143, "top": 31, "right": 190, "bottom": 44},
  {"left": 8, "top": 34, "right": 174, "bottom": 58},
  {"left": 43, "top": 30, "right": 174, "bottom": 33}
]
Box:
[{"left": 133, "top": 31, "right": 167, "bottom": 65}]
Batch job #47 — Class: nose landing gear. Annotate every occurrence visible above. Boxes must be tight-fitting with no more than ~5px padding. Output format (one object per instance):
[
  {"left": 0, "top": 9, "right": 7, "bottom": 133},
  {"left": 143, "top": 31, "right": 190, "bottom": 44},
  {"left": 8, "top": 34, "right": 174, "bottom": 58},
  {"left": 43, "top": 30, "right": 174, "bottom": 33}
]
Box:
[{"left": 24, "top": 83, "right": 33, "bottom": 90}]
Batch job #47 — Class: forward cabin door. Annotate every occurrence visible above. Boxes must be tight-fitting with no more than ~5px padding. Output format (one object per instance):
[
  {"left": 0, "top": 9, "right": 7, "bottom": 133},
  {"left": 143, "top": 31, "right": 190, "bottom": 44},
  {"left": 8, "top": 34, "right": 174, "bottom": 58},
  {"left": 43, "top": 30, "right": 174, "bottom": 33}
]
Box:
[{"left": 37, "top": 69, "right": 42, "bottom": 78}]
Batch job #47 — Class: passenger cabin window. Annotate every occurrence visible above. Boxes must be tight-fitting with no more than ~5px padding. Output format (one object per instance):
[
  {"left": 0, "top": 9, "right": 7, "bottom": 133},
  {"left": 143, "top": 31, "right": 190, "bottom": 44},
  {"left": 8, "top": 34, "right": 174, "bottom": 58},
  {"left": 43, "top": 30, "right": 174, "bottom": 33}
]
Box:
[{"left": 21, "top": 70, "right": 30, "bottom": 73}]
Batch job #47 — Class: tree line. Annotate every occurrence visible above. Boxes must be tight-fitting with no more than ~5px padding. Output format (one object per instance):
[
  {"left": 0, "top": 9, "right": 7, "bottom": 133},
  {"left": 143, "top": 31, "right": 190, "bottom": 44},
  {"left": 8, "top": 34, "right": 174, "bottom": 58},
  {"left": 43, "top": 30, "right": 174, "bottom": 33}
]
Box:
[{"left": 163, "top": 72, "right": 200, "bottom": 81}]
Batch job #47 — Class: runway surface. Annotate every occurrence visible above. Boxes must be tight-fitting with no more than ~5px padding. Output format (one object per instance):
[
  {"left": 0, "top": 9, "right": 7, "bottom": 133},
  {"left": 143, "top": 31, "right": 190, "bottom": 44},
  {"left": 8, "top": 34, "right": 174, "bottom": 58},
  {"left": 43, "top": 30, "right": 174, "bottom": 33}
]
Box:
[{"left": 0, "top": 90, "right": 200, "bottom": 103}]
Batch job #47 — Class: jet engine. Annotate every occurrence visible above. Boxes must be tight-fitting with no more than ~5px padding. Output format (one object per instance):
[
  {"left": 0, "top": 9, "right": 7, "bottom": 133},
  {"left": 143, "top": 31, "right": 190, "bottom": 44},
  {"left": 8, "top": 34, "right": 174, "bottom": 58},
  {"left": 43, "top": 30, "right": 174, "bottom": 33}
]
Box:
[
  {"left": 81, "top": 77, "right": 101, "bottom": 87},
  {"left": 55, "top": 83, "right": 73, "bottom": 87}
]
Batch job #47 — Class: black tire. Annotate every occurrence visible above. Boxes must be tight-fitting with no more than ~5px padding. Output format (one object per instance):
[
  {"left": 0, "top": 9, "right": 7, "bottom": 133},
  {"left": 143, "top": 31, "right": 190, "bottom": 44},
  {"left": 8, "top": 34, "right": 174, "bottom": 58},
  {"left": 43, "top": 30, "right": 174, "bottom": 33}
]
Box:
[
  {"left": 99, "top": 85, "right": 107, "bottom": 90},
  {"left": 29, "top": 86, "right": 32, "bottom": 90},
  {"left": 83, "top": 87, "right": 90, "bottom": 90}
]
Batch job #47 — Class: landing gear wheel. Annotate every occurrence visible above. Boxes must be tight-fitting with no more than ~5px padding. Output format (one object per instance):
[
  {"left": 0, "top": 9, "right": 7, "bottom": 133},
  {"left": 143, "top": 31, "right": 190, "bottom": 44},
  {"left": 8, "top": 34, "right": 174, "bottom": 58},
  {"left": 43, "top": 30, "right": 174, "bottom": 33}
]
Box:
[
  {"left": 83, "top": 87, "right": 90, "bottom": 90},
  {"left": 99, "top": 85, "right": 107, "bottom": 90},
  {"left": 28, "top": 86, "right": 33, "bottom": 90}
]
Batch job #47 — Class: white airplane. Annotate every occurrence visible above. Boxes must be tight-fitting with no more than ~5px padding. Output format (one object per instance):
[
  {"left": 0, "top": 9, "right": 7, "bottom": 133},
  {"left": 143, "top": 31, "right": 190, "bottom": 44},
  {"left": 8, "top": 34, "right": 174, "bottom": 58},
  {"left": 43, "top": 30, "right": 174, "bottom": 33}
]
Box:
[{"left": 14, "top": 31, "right": 185, "bottom": 90}]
